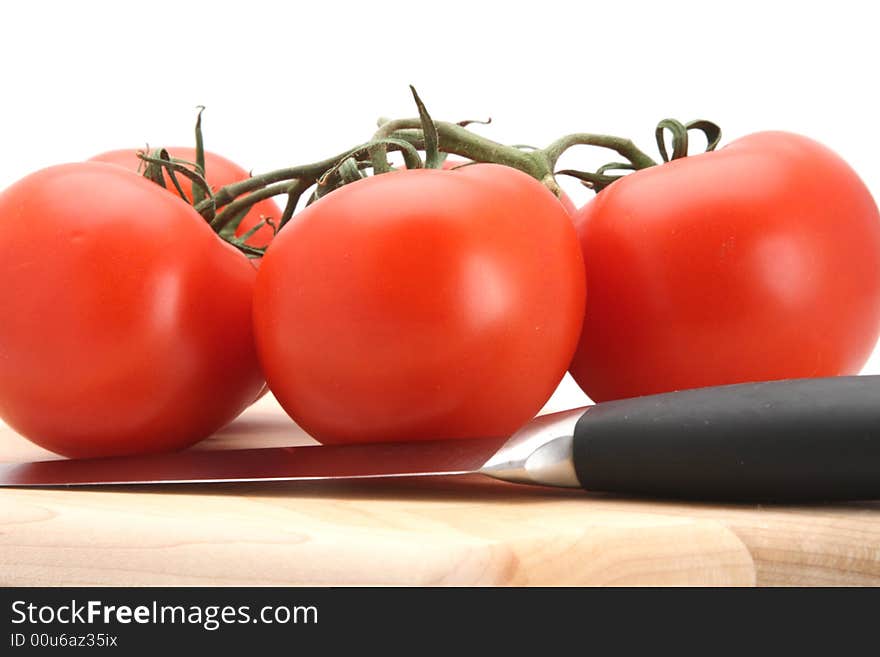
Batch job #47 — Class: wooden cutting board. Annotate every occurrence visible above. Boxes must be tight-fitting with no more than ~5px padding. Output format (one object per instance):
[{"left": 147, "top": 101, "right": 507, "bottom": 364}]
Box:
[{"left": 2, "top": 396, "right": 879, "bottom": 586}]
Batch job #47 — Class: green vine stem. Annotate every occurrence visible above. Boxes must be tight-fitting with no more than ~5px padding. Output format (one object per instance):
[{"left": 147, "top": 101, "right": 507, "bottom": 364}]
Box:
[
  {"left": 193, "top": 137, "right": 422, "bottom": 220},
  {"left": 372, "top": 117, "right": 548, "bottom": 179},
  {"left": 543, "top": 134, "right": 657, "bottom": 170},
  {"left": 211, "top": 181, "right": 292, "bottom": 232},
  {"left": 378, "top": 114, "right": 720, "bottom": 193},
  {"left": 139, "top": 92, "right": 721, "bottom": 258}
]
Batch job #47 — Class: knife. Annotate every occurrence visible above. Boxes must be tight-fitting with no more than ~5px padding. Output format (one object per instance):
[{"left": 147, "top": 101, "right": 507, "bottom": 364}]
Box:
[{"left": 2, "top": 376, "right": 880, "bottom": 502}]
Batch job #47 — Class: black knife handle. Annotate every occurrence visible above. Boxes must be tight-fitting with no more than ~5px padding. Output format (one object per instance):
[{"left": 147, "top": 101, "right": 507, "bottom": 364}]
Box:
[{"left": 572, "top": 376, "right": 880, "bottom": 502}]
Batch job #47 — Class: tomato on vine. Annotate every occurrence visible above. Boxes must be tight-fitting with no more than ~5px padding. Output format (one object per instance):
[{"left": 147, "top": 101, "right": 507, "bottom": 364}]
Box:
[
  {"left": 253, "top": 164, "right": 585, "bottom": 444},
  {"left": 0, "top": 162, "right": 265, "bottom": 457},
  {"left": 567, "top": 129, "right": 880, "bottom": 401},
  {"left": 3, "top": 86, "right": 873, "bottom": 458}
]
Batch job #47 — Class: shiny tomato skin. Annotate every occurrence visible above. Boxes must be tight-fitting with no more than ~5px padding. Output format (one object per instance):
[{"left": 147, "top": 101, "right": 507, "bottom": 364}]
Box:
[
  {"left": 90, "top": 147, "right": 281, "bottom": 248},
  {"left": 254, "top": 164, "right": 586, "bottom": 444},
  {"left": 569, "top": 131, "right": 880, "bottom": 402},
  {"left": 0, "top": 162, "right": 265, "bottom": 457}
]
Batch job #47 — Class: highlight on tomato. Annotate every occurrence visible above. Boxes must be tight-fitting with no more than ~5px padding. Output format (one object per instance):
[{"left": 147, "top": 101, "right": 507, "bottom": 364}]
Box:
[
  {"left": 568, "top": 130, "right": 880, "bottom": 402},
  {"left": 253, "top": 164, "right": 586, "bottom": 445},
  {"left": 0, "top": 162, "right": 265, "bottom": 457},
  {"left": 90, "top": 147, "right": 281, "bottom": 248}
]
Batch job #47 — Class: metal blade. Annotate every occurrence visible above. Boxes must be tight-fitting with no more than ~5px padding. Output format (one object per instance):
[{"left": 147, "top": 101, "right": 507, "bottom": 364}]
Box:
[{"left": 0, "top": 437, "right": 510, "bottom": 487}]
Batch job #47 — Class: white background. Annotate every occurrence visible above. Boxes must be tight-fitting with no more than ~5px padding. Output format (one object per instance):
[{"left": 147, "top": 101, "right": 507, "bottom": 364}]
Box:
[{"left": 2, "top": 0, "right": 878, "bottom": 412}]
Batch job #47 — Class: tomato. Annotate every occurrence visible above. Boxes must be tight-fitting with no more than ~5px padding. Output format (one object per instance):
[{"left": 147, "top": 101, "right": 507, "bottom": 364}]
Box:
[
  {"left": 90, "top": 147, "right": 281, "bottom": 248},
  {"left": 254, "top": 164, "right": 585, "bottom": 444},
  {"left": 0, "top": 162, "right": 264, "bottom": 457},
  {"left": 569, "top": 131, "right": 880, "bottom": 402}
]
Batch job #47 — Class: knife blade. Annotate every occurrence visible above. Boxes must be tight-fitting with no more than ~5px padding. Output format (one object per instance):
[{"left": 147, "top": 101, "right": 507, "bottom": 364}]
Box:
[{"left": 2, "top": 376, "right": 880, "bottom": 502}]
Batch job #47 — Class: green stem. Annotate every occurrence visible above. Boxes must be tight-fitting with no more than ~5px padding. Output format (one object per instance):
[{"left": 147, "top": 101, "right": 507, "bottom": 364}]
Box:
[
  {"left": 374, "top": 120, "right": 659, "bottom": 197},
  {"left": 211, "top": 181, "right": 291, "bottom": 232},
  {"left": 196, "top": 109, "right": 717, "bottom": 256},
  {"left": 195, "top": 138, "right": 423, "bottom": 220},
  {"left": 197, "top": 157, "right": 335, "bottom": 215},
  {"left": 279, "top": 178, "right": 313, "bottom": 228},
  {"left": 542, "top": 134, "right": 657, "bottom": 170},
  {"left": 192, "top": 106, "right": 207, "bottom": 206},
  {"left": 373, "top": 118, "right": 548, "bottom": 180}
]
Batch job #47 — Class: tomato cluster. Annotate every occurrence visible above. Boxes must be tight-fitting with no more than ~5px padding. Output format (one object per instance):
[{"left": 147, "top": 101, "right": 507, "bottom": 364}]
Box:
[{"left": 0, "top": 110, "right": 878, "bottom": 459}]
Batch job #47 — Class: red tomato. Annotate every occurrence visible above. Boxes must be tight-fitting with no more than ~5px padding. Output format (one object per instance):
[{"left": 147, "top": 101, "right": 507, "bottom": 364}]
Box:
[
  {"left": 569, "top": 131, "right": 880, "bottom": 402},
  {"left": 90, "top": 148, "right": 281, "bottom": 248},
  {"left": 0, "top": 162, "right": 265, "bottom": 457},
  {"left": 254, "top": 164, "right": 585, "bottom": 444}
]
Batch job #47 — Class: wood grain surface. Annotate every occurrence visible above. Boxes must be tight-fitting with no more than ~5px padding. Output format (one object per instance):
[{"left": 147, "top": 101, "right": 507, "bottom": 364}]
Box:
[{"left": 1, "top": 397, "right": 879, "bottom": 586}]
